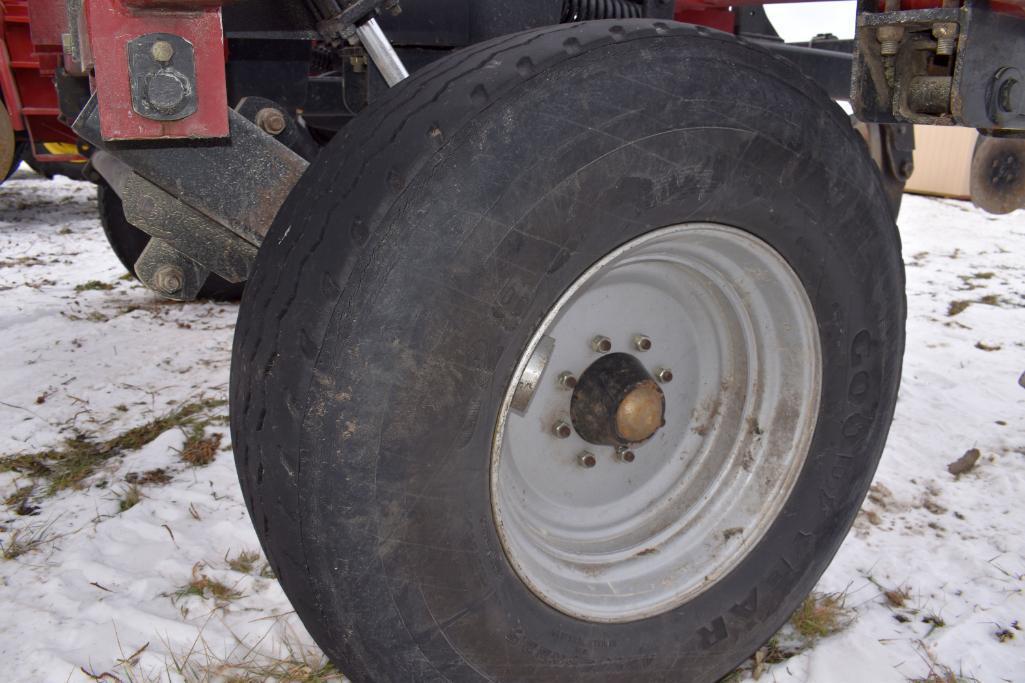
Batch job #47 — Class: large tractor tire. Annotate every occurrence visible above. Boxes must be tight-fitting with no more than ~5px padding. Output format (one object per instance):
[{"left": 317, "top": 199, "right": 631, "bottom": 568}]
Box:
[
  {"left": 1, "top": 99, "right": 24, "bottom": 183},
  {"left": 232, "top": 20, "right": 905, "bottom": 682},
  {"left": 97, "top": 181, "right": 244, "bottom": 301}
]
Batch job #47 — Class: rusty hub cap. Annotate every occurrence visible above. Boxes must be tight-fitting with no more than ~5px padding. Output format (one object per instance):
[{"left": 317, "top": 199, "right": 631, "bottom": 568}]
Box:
[
  {"left": 491, "top": 223, "right": 822, "bottom": 623},
  {"left": 570, "top": 352, "right": 665, "bottom": 446}
]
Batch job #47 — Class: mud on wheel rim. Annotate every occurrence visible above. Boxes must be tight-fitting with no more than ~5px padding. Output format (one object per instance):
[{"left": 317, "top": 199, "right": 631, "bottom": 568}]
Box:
[{"left": 491, "top": 223, "right": 823, "bottom": 623}]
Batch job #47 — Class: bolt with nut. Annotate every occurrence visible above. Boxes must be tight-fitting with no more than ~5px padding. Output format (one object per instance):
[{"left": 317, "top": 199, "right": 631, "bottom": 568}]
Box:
[
  {"left": 153, "top": 265, "right": 185, "bottom": 295},
  {"left": 656, "top": 368, "right": 674, "bottom": 383},
  {"left": 616, "top": 446, "right": 636, "bottom": 463},
  {"left": 577, "top": 452, "right": 597, "bottom": 468},
  {"left": 633, "top": 334, "right": 652, "bottom": 351},
  {"left": 256, "top": 108, "right": 287, "bottom": 136},
  {"left": 553, "top": 421, "right": 572, "bottom": 439},
  {"left": 591, "top": 335, "right": 612, "bottom": 353}
]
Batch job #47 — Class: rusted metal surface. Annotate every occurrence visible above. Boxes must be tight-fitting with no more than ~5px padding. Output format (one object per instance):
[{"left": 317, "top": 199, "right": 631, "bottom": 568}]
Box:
[
  {"left": 74, "top": 95, "right": 307, "bottom": 244},
  {"left": 83, "top": 0, "right": 228, "bottom": 140},
  {"left": 570, "top": 352, "right": 666, "bottom": 447}
]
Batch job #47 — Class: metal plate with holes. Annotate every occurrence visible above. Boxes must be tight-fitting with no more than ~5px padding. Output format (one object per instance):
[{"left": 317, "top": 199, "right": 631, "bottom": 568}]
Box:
[
  {"left": 491, "top": 224, "right": 823, "bottom": 623},
  {"left": 128, "top": 33, "right": 198, "bottom": 122}
]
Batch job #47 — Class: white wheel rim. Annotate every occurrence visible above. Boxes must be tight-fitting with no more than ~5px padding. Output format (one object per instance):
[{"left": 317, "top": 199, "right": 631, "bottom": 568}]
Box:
[{"left": 490, "top": 223, "right": 822, "bottom": 623}]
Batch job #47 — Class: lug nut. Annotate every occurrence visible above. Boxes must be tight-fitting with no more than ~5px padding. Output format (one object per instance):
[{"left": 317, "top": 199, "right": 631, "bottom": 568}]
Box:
[
  {"left": 633, "top": 335, "right": 652, "bottom": 351},
  {"left": 553, "top": 421, "right": 572, "bottom": 439},
  {"left": 577, "top": 452, "right": 597, "bottom": 468},
  {"left": 616, "top": 447, "right": 636, "bottom": 463},
  {"left": 591, "top": 336, "right": 612, "bottom": 353},
  {"left": 558, "top": 372, "right": 578, "bottom": 390},
  {"left": 656, "top": 368, "right": 674, "bottom": 383},
  {"left": 150, "top": 40, "right": 174, "bottom": 63}
]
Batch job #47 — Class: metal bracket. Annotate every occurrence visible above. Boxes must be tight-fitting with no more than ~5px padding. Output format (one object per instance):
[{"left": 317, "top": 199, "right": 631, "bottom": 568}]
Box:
[
  {"left": 128, "top": 33, "right": 198, "bottom": 122},
  {"left": 135, "top": 238, "right": 210, "bottom": 301}
]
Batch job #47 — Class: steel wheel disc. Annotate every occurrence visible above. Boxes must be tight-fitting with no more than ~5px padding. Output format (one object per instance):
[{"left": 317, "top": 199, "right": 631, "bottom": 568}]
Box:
[{"left": 490, "top": 223, "right": 823, "bottom": 623}]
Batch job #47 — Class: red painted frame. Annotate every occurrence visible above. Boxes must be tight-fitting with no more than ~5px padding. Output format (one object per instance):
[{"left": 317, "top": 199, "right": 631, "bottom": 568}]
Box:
[
  {"left": 83, "top": 0, "right": 229, "bottom": 140},
  {"left": 0, "top": 0, "right": 78, "bottom": 159}
]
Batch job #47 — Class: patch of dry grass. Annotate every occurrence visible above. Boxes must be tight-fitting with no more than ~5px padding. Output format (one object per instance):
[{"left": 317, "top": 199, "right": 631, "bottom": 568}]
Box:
[
  {"left": 182, "top": 429, "right": 222, "bottom": 467},
  {"left": 117, "top": 484, "right": 143, "bottom": 513},
  {"left": 0, "top": 398, "right": 225, "bottom": 500},
  {"left": 790, "top": 592, "right": 852, "bottom": 640},
  {"left": 1, "top": 519, "right": 59, "bottom": 560},
  {"left": 170, "top": 563, "right": 243, "bottom": 605}
]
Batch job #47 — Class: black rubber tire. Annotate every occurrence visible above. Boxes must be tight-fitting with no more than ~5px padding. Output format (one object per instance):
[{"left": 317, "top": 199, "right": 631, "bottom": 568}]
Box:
[
  {"left": 2, "top": 142, "right": 24, "bottom": 183},
  {"left": 232, "top": 20, "right": 905, "bottom": 682},
  {"left": 26, "top": 157, "right": 87, "bottom": 181},
  {"left": 96, "top": 181, "right": 245, "bottom": 301}
]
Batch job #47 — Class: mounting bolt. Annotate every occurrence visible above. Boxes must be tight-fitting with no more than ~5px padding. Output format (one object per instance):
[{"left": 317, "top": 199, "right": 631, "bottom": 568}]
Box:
[
  {"left": 616, "top": 446, "right": 636, "bottom": 463},
  {"left": 876, "top": 25, "right": 904, "bottom": 57},
  {"left": 558, "top": 372, "right": 578, "bottom": 390},
  {"left": 932, "top": 22, "right": 959, "bottom": 56},
  {"left": 553, "top": 421, "right": 572, "bottom": 439},
  {"left": 150, "top": 40, "right": 174, "bottom": 63},
  {"left": 255, "top": 108, "right": 287, "bottom": 136},
  {"left": 383, "top": 0, "right": 403, "bottom": 16},
  {"left": 153, "top": 265, "right": 184, "bottom": 295},
  {"left": 633, "top": 335, "right": 652, "bottom": 352},
  {"left": 577, "top": 452, "right": 597, "bottom": 468},
  {"left": 591, "top": 336, "right": 613, "bottom": 354},
  {"left": 656, "top": 368, "right": 674, "bottom": 383}
]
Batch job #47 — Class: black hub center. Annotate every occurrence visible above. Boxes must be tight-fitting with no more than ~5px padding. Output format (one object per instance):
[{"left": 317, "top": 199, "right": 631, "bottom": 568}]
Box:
[{"left": 570, "top": 352, "right": 666, "bottom": 447}]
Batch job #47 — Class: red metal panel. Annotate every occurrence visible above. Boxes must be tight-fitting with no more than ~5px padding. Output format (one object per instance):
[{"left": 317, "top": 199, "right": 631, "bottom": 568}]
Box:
[{"left": 84, "top": 0, "right": 228, "bottom": 140}]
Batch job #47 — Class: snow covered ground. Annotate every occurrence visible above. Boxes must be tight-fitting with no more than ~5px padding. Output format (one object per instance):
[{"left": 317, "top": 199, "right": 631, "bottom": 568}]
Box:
[{"left": 1, "top": 167, "right": 1023, "bottom": 682}]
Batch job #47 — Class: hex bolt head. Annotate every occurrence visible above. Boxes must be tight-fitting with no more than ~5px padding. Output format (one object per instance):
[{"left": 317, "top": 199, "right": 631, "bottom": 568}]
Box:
[
  {"left": 553, "top": 421, "right": 573, "bottom": 439},
  {"left": 255, "top": 107, "right": 287, "bottom": 136},
  {"left": 656, "top": 367, "right": 674, "bottom": 383},
  {"left": 616, "top": 446, "right": 636, "bottom": 463},
  {"left": 591, "top": 336, "right": 613, "bottom": 354},
  {"left": 577, "top": 452, "right": 597, "bottom": 468},
  {"left": 153, "top": 265, "right": 185, "bottom": 295},
  {"left": 150, "top": 40, "right": 174, "bottom": 63},
  {"left": 633, "top": 335, "right": 652, "bottom": 352},
  {"left": 558, "top": 371, "right": 578, "bottom": 390}
]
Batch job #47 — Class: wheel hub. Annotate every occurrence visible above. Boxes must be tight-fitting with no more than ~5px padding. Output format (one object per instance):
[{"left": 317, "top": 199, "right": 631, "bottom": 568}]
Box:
[
  {"left": 491, "top": 223, "right": 822, "bottom": 623},
  {"left": 571, "top": 352, "right": 666, "bottom": 446}
]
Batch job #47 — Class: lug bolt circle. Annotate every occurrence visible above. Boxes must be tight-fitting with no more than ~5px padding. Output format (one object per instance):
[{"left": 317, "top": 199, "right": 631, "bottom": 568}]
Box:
[
  {"left": 633, "top": 335, "right": 652, "bottom": 351},
  {"left": 558, "top": 371, "right": 578, "bottom": 390},
  {"left": 577, "top": 452, "right": 597, "bottom": 468},
  {"left": 656, "top": 368, "right": 674, "bottom": 383},
  {"left": 591, "top": 336, "right": 612, "bottom": 353},
  {"left": 553, "top": 421, "right": 572, "bottom": 439}
]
